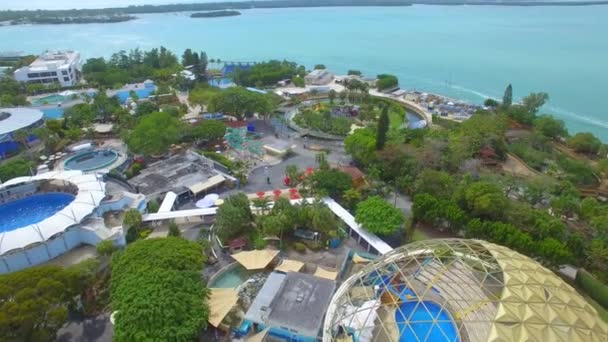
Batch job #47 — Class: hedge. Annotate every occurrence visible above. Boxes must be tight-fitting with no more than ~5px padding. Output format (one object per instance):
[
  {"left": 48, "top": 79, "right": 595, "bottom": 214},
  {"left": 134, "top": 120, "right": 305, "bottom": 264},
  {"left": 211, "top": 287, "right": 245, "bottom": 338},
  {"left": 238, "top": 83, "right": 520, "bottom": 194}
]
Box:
[{"left": 576, "top": 269, "right": 608, "bottom": 309}]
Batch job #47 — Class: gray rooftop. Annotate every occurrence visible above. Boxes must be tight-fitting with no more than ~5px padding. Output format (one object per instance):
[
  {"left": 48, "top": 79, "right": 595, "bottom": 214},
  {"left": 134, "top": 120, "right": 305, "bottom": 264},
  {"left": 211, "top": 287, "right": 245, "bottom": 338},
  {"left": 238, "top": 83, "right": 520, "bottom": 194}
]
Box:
[
  {"left": 245, "top": 271, "right": 336, "bottom": 338},
  {"left": 128, "top": 150, "right": 221, "bottom": 197}
]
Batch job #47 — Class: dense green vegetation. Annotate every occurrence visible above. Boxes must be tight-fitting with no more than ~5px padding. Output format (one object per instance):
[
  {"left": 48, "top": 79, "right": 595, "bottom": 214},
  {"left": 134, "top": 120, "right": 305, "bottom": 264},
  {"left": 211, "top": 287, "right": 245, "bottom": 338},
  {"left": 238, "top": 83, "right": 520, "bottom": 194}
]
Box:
[
  {"left": 110, "top": 238, "right": 209, "bottom": 341},
  {"left": 356, "top": 196, "right": 405, "bottom": 235},
  {"left": 208, "top": 86, "right": 274, "bottom": 120},
  {"left": 577, "top": 269, "right": 608, "bottom": 309},
  {"left": 293, "top": 106, "right": 352, "bottom": 136},
  {"left": 0, "top": 78, "right": 27, "bottom": 106},
  {"left": 126, "top": 111, "right": 183, "bottom": 155},
  {"left": 82, "top": 46, "right": 181, "bottom": 87},
  {"left": 232, "top": 60, "right": 305, "bottom": 87},
  {"left": 191, "top": 10, "right": 241, "bottom": 18},
  {"left": 344, "top": 86, "right": 608, "bottom": 283},
  {"left": 12, "top": 15, "right": 135, "bottom": 25},
  {"left": 376, "top": 74, "right": 399, "bottom": 91},
  {"left": 0, "top": 261, "right": 99, "bottom": 340},
  {"left": 0, "top": 158, "right": 32, "bottom": 182}
]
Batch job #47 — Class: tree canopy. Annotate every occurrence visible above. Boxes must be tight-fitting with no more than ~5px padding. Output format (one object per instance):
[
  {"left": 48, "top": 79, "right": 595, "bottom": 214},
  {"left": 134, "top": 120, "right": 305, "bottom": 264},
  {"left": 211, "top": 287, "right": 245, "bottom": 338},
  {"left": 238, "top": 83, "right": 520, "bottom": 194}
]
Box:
[
  {"left": 83, "top": 47, "right": 180, "bottom": 87},
  {"left": 188, "top": 119, "right": 226, "bottom": 142},
  {"left": 521, "top": 92, "right": 549, "bottom": 114},
  {"left": 209, "top": 87, "right": 273, "bottom": 120},
  {"left": 345, "top": 127, "right": 377, "bottom": 166},
  {"left": 310, "top": 169, "right": 352, "bottom": 199},
  {"left": 233, "top": 60, "right": 304, "bottom": 87},
  {"left": 502, "top": 83, "right": 513, "bottom": 107},
  {"left": 215, "top": 193, "right": 253, "bottom": 242},
  {"left": 376, "top": 74, "right": 398, "bottom": 91},
  {"left": 355, "top": 196, "right": 404, "bottom": 235},
  {"left": 0, "top": 158, "right": 32, "bottom": 182},
  {"left": 464, "top": 181, "right": 507, "bottom": 220},
  {"left": 110, "top": 238, "right": 208, "bottom": 342},
  {"left": 0, "top": 261, "right": 98, "bottom": 341},
  {"left": 376, "top": 104, "right": 389, "bottom": 150},
  {"left": 534, "top": 114, "right": 567, "bottom": 139},
  {"left": 126, "top": 111, "right": 182, "bottom": 155},
  {"left": 568, "top": 132, "right": 602, "bottom": 155}
]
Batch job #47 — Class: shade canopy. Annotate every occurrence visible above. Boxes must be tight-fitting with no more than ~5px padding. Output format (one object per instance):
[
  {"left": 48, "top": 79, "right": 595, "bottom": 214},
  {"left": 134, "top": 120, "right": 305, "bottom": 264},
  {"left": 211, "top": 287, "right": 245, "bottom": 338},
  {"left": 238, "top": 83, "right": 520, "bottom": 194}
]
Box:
[
  {"left": 188, "top": 175, "right": 225, "bottom": 195},
  {"left": 314, "top": 266, "right": 339, "bottom": 280},
  {"left": 231, "top": 249, "right": 279, "bottom": 270},
  {"left": 275, "top": 259, "right": 304, "bottom": 273},
  {"left": 208, "top": 288, "right": 239, "bottom": 328},
  {"left": 352, "top": 253, "right": 371, "bottom": 264}
]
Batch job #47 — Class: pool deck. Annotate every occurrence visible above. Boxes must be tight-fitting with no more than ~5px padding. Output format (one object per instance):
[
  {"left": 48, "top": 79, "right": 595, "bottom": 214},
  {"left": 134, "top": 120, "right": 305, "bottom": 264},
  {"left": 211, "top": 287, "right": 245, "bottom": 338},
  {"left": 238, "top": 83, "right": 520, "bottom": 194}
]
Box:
[{"left": 54, "top": 139, "right": 128, "bottom": 173}]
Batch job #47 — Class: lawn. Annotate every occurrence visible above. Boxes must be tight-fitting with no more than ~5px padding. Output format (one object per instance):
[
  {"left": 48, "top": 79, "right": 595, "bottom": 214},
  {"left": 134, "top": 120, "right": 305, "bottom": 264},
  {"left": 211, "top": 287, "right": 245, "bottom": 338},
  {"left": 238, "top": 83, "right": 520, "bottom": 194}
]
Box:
[
  {"left": 389, "top": 110, "right": 405, "bottom": 130},
  {"left": 411, "top": 228, "right": 430, "bottom": 242}
]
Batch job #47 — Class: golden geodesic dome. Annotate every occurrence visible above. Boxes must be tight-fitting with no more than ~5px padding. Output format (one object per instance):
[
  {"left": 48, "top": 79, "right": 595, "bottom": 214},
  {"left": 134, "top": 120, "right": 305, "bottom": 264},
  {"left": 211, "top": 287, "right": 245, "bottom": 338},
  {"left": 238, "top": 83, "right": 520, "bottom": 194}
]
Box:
[{"left": 323, "top": 239, "right": 608, "bottom": 342}]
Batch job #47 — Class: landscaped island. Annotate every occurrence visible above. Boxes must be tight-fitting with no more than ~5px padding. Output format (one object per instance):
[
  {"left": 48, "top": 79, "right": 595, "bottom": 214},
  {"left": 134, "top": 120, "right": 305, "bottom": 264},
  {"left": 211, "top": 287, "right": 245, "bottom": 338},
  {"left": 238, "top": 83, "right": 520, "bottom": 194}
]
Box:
[{"left": 191, "top": 10, "right": 241, "bottom": 18}]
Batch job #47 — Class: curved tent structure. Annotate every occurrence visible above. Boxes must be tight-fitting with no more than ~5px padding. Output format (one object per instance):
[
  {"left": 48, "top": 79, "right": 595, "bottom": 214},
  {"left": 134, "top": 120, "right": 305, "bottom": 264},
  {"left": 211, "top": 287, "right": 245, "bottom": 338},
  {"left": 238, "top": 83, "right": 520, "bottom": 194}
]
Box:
[
  {"left": 0, "top": 171, "right": 106, "bottom": 255},
  {"left": 0, "top": 170, "right": 127, "bottom": 274}
]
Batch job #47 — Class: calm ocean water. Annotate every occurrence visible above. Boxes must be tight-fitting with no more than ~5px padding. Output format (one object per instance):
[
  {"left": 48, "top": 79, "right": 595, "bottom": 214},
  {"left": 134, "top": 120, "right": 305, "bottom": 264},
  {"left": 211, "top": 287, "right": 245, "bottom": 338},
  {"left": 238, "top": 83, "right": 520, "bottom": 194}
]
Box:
[{"left": 1, "top": 6, "right": 607, "bottom": 139}]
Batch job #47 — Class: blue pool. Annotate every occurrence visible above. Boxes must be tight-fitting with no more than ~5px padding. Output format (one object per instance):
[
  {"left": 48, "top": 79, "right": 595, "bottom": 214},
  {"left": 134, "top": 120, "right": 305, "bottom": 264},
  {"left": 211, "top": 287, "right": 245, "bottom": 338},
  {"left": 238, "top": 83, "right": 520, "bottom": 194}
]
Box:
[
  {"left": 208, "top": 77, "right": 234, "bottom": 88},
  {"left": 395, "top": 300, "right": 459, "bottom": 342},
  {"left": 64, "top": 149, "right": 118, "bottom": 171},
  {"left": 115, "top": 88, "right": 156, "bottom": 104},
  {"left": 0, "top": 193, "right": 75, "bottom": 233},
  {"left": 41, "top": 107, "right": 65, "bottom": 119},
  {"left": 208, "top": 264, "right": 251, "bottom": 288}
]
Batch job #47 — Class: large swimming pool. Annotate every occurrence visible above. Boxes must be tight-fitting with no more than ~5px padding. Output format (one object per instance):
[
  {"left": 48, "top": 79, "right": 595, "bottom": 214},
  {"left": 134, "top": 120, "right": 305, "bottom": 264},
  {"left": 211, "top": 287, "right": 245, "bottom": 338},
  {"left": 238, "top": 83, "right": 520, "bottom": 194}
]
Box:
[
  {"left": 64, "top": 149, "right": 118, "bottom": 171},
  {"left": 0, "top": 193, "right": 75, "bottom": 233},
  {"left": 31, "top": 94, "right": 66, "bottom": 106},
  {"left": 395, "top": 300, "right": 459, "bottom": 342}
]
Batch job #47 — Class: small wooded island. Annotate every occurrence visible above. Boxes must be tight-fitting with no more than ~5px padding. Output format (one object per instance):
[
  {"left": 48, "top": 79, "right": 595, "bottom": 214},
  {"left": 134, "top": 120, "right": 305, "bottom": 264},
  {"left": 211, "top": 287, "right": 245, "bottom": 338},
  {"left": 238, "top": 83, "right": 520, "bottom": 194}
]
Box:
[{"left": 190, "top": 10, "right": 241, "bottom": 18}]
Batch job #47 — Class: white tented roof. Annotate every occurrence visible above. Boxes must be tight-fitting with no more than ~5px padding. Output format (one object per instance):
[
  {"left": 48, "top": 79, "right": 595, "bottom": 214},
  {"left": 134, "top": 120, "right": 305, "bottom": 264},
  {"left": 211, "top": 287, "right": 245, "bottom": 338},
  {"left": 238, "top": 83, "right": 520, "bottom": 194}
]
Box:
[
  {"left": 0, "top": 171, "right": 106, "bottom": 255},
  {"left": 0, "top": 107, "right": 44, "bottom": 136}
]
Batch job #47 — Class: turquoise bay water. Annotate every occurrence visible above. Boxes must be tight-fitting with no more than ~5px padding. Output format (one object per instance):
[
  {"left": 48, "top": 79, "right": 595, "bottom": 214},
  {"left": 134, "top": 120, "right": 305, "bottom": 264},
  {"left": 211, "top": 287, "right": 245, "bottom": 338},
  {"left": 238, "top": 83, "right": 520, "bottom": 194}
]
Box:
[{"left": 1, "top": 6, "right": 607, "bottom": 138}]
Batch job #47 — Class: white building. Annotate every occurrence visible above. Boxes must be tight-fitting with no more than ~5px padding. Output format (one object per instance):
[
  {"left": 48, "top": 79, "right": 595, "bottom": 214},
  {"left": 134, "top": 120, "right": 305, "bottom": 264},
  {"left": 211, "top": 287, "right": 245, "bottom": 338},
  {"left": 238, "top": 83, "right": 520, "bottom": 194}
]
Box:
[
  {"left": 14, "top": 50, "right": 81, "bottom": 87},
  {"left": 304, "top": 69, "right": 334, "bottom": 86}
]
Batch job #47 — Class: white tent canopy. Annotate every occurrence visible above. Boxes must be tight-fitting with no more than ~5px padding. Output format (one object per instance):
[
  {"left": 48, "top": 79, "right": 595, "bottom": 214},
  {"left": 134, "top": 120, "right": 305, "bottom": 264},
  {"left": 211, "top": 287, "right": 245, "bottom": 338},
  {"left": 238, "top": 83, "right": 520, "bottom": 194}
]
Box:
[
  {"left": 187, "top": 175, "right": 225, "bottom": 195},
  {"left": 195, "top": 193, "right": 219, "bottom": 209},
  {"left": 0, "top": 171, "right": 106, "bottom": 254}
]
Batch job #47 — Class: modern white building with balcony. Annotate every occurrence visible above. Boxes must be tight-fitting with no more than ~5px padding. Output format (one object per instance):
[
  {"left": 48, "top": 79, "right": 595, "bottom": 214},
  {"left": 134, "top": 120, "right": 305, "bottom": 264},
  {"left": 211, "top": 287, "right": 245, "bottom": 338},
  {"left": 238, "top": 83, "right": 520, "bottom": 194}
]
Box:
[{"left": 14, "top": 50, "right": 81, "bottom": 87}]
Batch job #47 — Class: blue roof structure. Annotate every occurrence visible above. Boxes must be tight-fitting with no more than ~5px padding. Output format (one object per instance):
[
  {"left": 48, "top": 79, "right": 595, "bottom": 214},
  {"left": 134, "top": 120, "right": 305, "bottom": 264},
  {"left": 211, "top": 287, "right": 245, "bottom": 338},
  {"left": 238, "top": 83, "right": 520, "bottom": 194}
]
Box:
[{"left": 221, "top": 63, "right": 253, "bottom": 77}]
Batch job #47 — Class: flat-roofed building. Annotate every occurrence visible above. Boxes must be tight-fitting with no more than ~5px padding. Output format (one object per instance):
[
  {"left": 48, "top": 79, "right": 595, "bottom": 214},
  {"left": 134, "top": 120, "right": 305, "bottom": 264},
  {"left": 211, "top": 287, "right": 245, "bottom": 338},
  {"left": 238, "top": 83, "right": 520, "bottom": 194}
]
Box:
[
  {"left": 244, "top": 271, "right": 336, "bottom": 340},
  {"left": 14, "top": 50, "right": 81, "bottom": 87}
]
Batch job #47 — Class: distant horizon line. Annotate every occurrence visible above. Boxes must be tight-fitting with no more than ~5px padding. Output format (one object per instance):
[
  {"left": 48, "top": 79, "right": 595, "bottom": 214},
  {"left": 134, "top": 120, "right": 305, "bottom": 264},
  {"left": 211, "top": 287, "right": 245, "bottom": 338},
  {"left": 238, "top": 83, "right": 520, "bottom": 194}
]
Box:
[{"left": 2, "top": 0, "right": 608, "bottom": 13}]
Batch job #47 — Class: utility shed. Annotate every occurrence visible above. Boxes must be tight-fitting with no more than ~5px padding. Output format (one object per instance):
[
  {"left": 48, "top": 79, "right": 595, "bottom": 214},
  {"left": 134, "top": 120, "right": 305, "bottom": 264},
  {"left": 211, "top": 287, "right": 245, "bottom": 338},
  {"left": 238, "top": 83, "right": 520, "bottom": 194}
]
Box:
[{"left": 244, "top": 271, "right": 336, "bottom": 339}]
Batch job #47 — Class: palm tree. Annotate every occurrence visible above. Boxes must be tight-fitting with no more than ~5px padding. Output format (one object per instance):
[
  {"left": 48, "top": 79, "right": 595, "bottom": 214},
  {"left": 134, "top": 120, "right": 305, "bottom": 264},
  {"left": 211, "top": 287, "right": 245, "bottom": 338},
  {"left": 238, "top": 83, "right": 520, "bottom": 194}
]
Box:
[
  {"left": 13, "top": 129, "right": 30, "bottom": 150},
  {"left": 328, "top": 89, "right": 336, "bottom": 104},
  {"left": 339, "top": 91, "right": 347, "bottom": 104},
  {"left": 252, "top": 196, "right": 271, "bottom": 215},
  {"left": 316, "top": 152, "right": 329, "bottom": 170}
]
